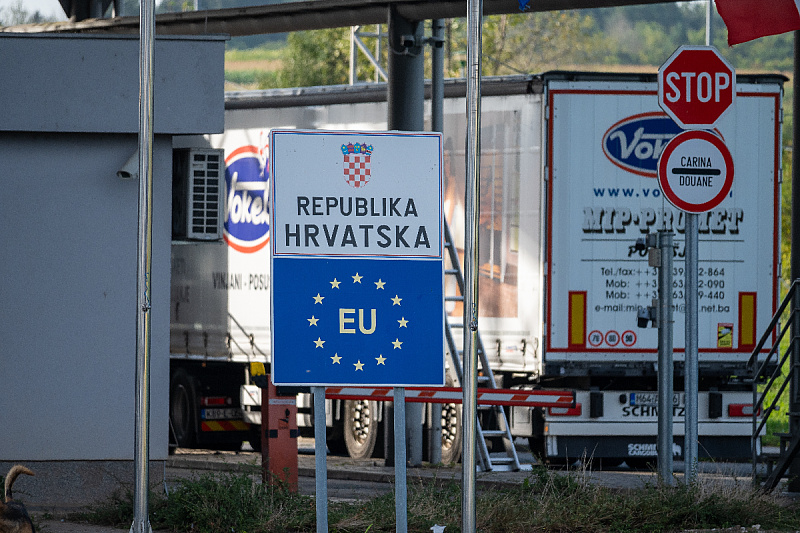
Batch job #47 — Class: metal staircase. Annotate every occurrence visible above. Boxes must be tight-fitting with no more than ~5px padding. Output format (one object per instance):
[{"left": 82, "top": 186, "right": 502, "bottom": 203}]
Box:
[
  {"left": 750, "top": 278, "right": 800, "bottom": 490},
  {"left": 442, "top": 219, "right": 528, "bottom": 471}
]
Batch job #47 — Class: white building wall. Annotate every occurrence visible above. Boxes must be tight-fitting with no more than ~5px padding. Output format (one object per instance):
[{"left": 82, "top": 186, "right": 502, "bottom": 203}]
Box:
[{"left": 0, "top": 133, "right": 172, "bottom": 460}]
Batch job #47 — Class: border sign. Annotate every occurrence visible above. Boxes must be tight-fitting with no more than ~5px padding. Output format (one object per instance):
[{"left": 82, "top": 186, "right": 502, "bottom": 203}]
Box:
[
  {"left": 657, "top": 129, "right": 734, "bottom": 214},
  {"left": 269, "top": 130, "right": 445, "bottom": 386}
]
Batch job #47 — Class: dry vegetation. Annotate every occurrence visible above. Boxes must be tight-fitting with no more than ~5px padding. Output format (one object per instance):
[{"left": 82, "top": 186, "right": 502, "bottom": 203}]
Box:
[{"left": 71, "top": 467, "right": 800, "bottom": 533}]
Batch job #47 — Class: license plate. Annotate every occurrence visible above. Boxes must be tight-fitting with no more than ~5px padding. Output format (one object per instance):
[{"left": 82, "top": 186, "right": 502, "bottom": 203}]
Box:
[
  {"left": 630, "top": 392, "right": 684, "bottom": 407},
  {"left": 201, "top": 408, "right": 241, "bottom": 420}
]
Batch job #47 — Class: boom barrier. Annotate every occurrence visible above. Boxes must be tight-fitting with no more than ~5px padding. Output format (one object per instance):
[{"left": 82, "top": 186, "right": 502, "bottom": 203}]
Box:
[{"left": 325, "top": 386, "right": 575, "bottom": 408}]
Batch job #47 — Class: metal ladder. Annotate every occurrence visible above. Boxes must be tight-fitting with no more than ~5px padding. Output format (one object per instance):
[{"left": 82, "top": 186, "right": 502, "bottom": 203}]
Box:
[
  {"left": 443, "top": 219, "right": 527, "bottom": 471},
  {"left": 749, "top": 278, "right": 800, "bottom": 491}
]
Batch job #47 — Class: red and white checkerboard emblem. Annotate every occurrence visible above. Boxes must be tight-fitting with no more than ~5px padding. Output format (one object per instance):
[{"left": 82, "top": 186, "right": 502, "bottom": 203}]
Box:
[
  {"left": 341, "top": 142, "right": 373, "bottom": 188},
  {"left": 343, "top": 154, "right": 371, "bottom": 188}
]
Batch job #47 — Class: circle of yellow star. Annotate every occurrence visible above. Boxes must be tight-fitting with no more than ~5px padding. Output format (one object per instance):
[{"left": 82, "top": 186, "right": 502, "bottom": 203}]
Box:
[
  {"left": 308, "top": 316, "right": 319, "bottom": 326},
  {"left": 391, "top": 295, "right": 402, "bottom": 306},
  {"left": 398, "top": 317, "right": 408, "bottom": 328},
  {"left": 392, "top": 338, "right": 403, "bottom": 349},
  {"left": 352, "top": 272, "right": 363, "bottom": 283},
  {"left": 354, "top": 360, "right": 364, "bottom": 371},
  {"left": 313, "top": 293, "right": 324, "bottom": 304},
  {"left": 376, "top": 354, "right": 386, "bottom": 365},
  {"left": 375, "top": 279, "right": 386, "bottom": 290},
  {"left": 330, "top": 278, "right": 341, "bottom": 289},
  {"left": 331, "top": 353, "right": 341, "bottom": 364},
  {"left": 314, "top": 337, "right": 325, "bottom": 348}
]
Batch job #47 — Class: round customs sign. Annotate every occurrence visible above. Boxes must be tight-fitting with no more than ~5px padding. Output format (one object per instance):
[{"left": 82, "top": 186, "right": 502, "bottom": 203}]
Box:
[{"left": 657, "top": 130, "right": 734, "bottom": 213}]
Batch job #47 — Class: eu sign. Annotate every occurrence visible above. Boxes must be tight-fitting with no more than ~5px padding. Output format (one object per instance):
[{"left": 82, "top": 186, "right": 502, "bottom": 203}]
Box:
[{"left": 269, "top": 130, "right": 444, "bottom": 386}]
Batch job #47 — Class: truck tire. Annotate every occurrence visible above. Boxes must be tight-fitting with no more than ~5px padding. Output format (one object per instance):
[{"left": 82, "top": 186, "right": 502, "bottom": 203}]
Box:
[
  {"left": 327, "top": 418, "right": 347, "bottom": 456},
  {"left": 528, "top": 437, "right": 545, "bottom": 461},
  {"left": 344, "top": 399, "right": 378, "bottom": 459},
  {"left": 440, "top": 401, "right": 462, "bottom": 464},
  {"left": 248, "top": 425, "right": 263, "bottom": 453},
  {"left": 170, "top": 369, "right": 197, "bottom": 449}
]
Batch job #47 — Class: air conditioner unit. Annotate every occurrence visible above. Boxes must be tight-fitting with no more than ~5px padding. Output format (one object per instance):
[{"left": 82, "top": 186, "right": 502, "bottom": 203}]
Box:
[{"left": 173, "top": 148, "right": 224, "bottom": 241}]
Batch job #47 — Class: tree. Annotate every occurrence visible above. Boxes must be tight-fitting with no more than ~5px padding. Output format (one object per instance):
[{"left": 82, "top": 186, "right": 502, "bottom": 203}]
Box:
[
  {"left": 479, "top": 11, "right": 605, "bottom": 75},
  {"left": 274, "top": 27, "right": 352, "bottom": 88},
  {"left": 263, "top": 12, "right": 602, "bottom": 88},
  {"left": 255, "top": 4, "right": 794, "bottom": 88},
  {"left": 0, "top": 0, "right": 50, "bottom": 25}
]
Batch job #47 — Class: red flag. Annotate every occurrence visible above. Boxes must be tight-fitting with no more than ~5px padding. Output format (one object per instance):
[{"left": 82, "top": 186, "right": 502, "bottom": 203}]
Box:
[{"left": 715, "top": 0, "right": 800, "bottom": 45}]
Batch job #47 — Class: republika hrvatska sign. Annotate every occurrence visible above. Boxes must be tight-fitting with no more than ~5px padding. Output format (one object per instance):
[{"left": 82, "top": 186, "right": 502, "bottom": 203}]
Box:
[{"left": 269, "top": 130, "right": 445, "bottom": 386}]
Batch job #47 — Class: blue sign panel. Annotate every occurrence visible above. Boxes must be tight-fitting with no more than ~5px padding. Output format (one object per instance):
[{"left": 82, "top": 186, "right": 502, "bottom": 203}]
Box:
[
  {"left": 269, "top": 130, "right": 444, "bottom": 386},
  {"left": 272, "top": 257, "right": 443, "bottom": 385}
]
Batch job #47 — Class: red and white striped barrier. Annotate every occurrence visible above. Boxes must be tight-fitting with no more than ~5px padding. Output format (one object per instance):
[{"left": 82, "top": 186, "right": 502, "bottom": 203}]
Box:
[{"left": 324, "top": 386, "right": 575, "bottom": 408}]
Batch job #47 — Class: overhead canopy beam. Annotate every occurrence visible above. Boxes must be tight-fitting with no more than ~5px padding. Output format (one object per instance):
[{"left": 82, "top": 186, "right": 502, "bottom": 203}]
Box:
[{"left": 3, "top": 0, "right": 677, "bottom": 36}]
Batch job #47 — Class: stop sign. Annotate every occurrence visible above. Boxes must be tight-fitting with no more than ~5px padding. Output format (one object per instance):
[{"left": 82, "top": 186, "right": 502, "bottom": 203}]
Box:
[{"left": 658, "top": 45, "right": 736, "bottom": 130}]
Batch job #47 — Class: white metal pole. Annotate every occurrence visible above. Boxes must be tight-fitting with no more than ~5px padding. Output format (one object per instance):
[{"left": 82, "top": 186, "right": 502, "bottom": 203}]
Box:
[
  {"left": 429, "top": 17, "right": 445, "bottom": 466},
  {"left": 313, "top": 387, "right": 329, "bottom": 533},
  {"left": 349, "top": 26, "right": 357, "bottom": 85},
  {"left": 463, "top": 0, "right": 482, "bottom": 528},
  {"left": 657, "top": 231, "right": 675, "bottom": 485},
  {"left": 682, "top": 1, "right": 710, "bottom": 485},
  {"left": 131, "top": 0, "right": 155, "bottom": 530},
  {"left": 394, "top": 388, "right": 408, "bottom": 533},
  {"left": 684, "top": 214, "right": 699, "bottom": 483}
]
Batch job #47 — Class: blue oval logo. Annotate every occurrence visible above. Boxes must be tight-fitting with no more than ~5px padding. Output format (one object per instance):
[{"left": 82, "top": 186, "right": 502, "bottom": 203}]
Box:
[
  {"left": 602, "top": 112, "right": 683, "bottom": 178},
  {"left": 224, "top": 145, "right": 269, "bottom": 253}
]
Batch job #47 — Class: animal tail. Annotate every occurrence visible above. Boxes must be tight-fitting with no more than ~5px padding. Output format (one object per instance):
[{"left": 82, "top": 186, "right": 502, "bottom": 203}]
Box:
[{"left": 4, "top": 466, "right": 34, "bottom": 503}]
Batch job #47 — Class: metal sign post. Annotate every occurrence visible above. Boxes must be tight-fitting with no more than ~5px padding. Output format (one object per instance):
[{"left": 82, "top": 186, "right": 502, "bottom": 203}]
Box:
[
  {"left": 312, "top": 387, "right": 329, "bottom": 533},
  {"left": 131, "top": 0, "right": 155, "bottom": 531},
  {"left": 684, "top": 214, "right": 699, "bottom": 483},
  {"left": 658, "top": 46, "right": 735, "bottom": 484},
  {"left": 683, "top": 4, "right": 712, "bottom": 485},
  {"left": 393, "top": 387, "right": 408, "bottom": 533},
  {"left": 657, "top": 133, "right": 734, "bottom": 483},
  {"left": 656, "top": 231, "right": 675, "bottom": 484},
  {"left": 463, "top": 0, "right": 482, "bottom": 528}
]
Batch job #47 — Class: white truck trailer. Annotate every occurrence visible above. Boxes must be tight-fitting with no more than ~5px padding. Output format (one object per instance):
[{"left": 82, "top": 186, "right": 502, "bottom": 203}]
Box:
[{"left": 168, "top": 71, "right": 784, "bottom": 465}]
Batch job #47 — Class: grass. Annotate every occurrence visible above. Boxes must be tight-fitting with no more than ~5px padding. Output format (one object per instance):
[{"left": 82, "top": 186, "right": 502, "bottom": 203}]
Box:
[
  {"left": 224, "top": 70, "right": 280, "bottom": 90},
  {"left": 69, "top": 468, "right": 800, "bottom": 533},
  {"left": 225, "top": 46, "right": 284, "bottom": 64},
  {"left": 757, "top": 309, "right": 793, "bottom": 448},
  {"left": 224, "top": 45, "right": 283, "bottom": 90}
]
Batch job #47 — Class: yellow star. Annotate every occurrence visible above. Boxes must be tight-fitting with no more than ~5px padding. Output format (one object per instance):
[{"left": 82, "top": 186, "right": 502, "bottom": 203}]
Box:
[
  {"left": 354, "top": 360, "right": 364, "bottom": 371},
  {"left": 314, "top": 337, "right": 325, "bottom": 348},
  {"left": 308, "top": 316, "right": 319, "bottom": 326},
  {"left": 398, "top": 317, "right": 408, "bottom": 328},
  {"left": 331, "top": 353, "right": 341, "bottom": 364},
  {"left": 352, "top": 272, "right": 363, "bottom": 283},
  {"left": 375, "top": 279, "right": 386, "bottom": 290},
  {"left": 330, "top": 278, "right": 341, "bottom": 289},
  {"left": 376, "top": 354, "right": 386, "bottom": 365},
  {"left": 391, "top": 295, "right": 402, "bottom": 306},
  {"left": 313, "top": 293, "right": 324, "bottom": 304},
  {"left": 392, "top": 338, "right": 403, "bottom": 349}
]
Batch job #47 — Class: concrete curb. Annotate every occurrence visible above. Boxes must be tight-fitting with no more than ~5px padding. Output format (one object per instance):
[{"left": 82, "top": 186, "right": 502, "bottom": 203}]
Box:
[{"left": 167, "top": 453, "right": 550, "bottom": 490}]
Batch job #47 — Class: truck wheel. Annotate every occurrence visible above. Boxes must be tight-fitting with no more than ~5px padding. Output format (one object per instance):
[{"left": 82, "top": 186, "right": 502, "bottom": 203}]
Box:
[
  {"left": 170, "top": 369, "right": 197, "bottom": 449},
  {"left": 344, "top": 399, "right": 378, "bottom": 459},
  {"left": 248, "top": 425, "right": 263, "bottom": 453},
  {"left": 528, "top": 437, "right": 545, "bottom": 461},
  {"left": 440, "top": 402, "right": 462, "bottom": 464}
]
